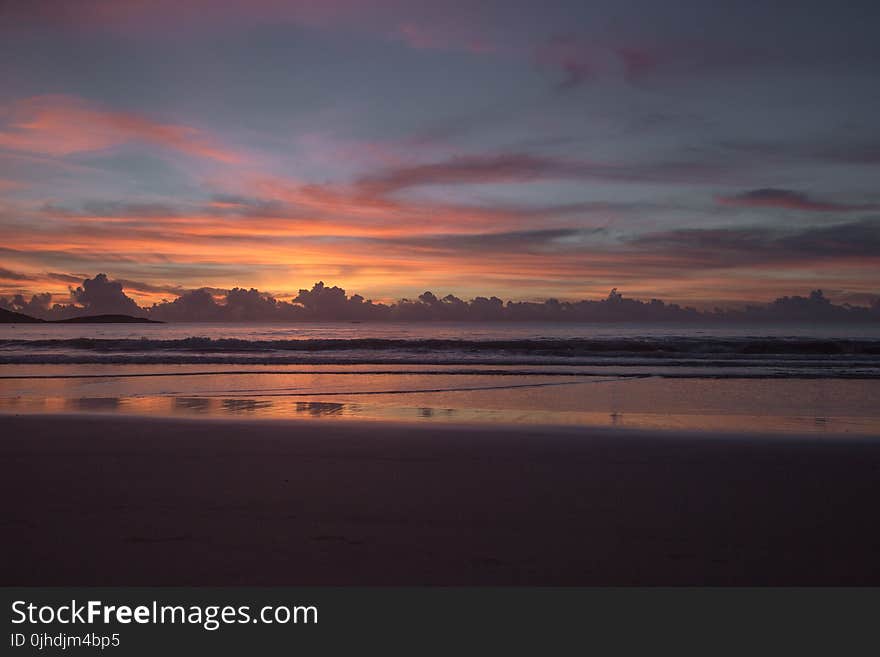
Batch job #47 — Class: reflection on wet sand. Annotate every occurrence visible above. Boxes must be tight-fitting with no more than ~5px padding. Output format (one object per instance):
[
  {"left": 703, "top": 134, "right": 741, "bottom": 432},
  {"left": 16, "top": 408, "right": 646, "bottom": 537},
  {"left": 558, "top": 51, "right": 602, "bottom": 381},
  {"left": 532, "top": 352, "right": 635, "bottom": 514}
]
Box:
[
  {"left": 418, "top": 407, "right": 456, "bottom": 419},
  {"left": 1, "top": 368, "right": 879, "bottom": 435},
  {"left": 174, "top": 397, "right": 212, "bottom": 413},
  {"left": 221, "top": 399, "right": 273, "bottom": 414},
  {"left": 295, "top": 401, "right": 345, "bottom": 416},
  {"left": 70, "top": 397, "right": 121, "bottom": 412},
  {"left": 6, "top": 394, "right": 870, "bottom": 435}
]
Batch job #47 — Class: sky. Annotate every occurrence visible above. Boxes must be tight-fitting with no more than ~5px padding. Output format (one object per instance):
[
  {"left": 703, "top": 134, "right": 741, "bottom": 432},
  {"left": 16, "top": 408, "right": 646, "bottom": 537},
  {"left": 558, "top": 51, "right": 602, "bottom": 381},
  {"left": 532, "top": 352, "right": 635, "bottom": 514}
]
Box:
[{"left": 1, "top": 0, "right": 879, "bottom": 309}]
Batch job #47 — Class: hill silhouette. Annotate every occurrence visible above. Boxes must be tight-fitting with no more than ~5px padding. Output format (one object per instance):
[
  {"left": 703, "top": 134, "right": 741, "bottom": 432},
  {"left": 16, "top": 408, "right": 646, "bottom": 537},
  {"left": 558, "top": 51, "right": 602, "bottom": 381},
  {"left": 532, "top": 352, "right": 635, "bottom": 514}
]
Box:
[
  {"left": 0, "top": 308, "right": 161, "bottom": 324},
  {"left": 53, "top": 314, "right": 161, "bottom": 324},
  {"left": 0, "top": 307, "right": 44, "bottom": 323}
]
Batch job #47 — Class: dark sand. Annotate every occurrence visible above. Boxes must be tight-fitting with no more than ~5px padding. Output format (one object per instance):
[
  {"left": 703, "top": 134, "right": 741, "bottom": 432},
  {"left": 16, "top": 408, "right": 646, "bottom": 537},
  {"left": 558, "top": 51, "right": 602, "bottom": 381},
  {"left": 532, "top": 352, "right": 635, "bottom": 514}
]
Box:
[{"left": 1, "top": 414, "right": 878, "bottom": 585}]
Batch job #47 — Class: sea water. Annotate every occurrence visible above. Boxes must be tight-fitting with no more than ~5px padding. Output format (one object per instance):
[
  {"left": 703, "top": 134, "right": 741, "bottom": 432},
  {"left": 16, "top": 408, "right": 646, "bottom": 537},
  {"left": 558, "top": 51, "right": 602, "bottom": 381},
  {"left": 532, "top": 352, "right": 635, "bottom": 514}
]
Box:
[{"left": 1, "top": 322, "right": 879, "bottom": 434}]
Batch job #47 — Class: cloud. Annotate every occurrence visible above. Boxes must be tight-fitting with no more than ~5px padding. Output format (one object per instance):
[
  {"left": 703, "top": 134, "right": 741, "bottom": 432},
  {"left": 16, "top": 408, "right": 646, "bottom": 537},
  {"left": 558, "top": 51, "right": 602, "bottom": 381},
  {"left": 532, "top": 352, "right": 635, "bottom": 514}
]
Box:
[
  {"left": 1, "top": 0, "right": 384, "bottom": 31},
  {"left": 534, "top": 36, "right": 667, "bottom": 88},
  {"left": 5, "top": 275, "right": 878, "bottom": 323},
  {"left": 0, "top": 267, "right": 36, "bottom": 281},
  {"left": 716, "top": 188, "right": 879, "bottom": 212},
  {"left": 396, "top": 23, "right": 495, "bottom": 54},
  {"left": 531, "top": 34, "right": 763, "bottom": 89},
  {"left": 3, "top": 0, "right": 498, "bottom": 56},
  {"left": 719, "top": 139, "right": 880, "bottom": 167},
  {"left": 816, "top": 143, "right": 880, "bottom": 165},
  {"left": 356, "top": 153, "right": 561, "bottom": 195},
  {"left": 47, "top": 272, "right": 90, "bottom": 284},
  {"left": 0, "top": 95, "right": 239, "bottom": 163},
  {"left": 375, "top": 228, "right": 598, "bottom": 255},
  {"left": 0, "top": 179, "right": 25, "bottom": 191},
  {"left": 356, "top": 152, "right": 730, "bottom": 197},
  {"left": 629, "top": 218, "right": 880, "bottom": 266},
  {"left": 70, "top": 273, "right": 143, "bottom": 316},
  {"left": 781, "top": 219, "right": 880, "bottom": 257},
  {"left": 148, "top": 288, "right": 223, "bottom": 321},
  {"left": 115, "top": 278, "right": 185, "bottom": 296},
  {"left": 0, "top": 292, "right": 53, "bottom": 317}
]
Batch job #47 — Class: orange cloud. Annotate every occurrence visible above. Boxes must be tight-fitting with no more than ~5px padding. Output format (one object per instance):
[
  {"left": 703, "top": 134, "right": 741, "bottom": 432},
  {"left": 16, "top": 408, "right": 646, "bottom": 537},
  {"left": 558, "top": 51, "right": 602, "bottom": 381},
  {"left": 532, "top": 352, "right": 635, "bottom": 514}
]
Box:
[
  {"left": 5, "top": 205, "right": 878, "bottom": 307},
  {"left": 0, "top": 179, "right": 25, "bottom": 191},
  {"left": 0, "top": 95, "right": 239, "bottom": 163},
  {"left": 2, "top": 116, "right": 878, "bottom": 307}
]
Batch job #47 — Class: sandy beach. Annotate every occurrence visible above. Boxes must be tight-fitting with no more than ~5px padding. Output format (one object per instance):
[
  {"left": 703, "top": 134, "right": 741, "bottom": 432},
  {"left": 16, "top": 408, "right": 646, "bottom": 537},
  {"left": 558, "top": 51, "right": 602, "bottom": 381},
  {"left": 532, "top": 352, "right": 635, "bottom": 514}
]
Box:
[{"left": 1, "top": 413, "right": 878, "bottom": 585}]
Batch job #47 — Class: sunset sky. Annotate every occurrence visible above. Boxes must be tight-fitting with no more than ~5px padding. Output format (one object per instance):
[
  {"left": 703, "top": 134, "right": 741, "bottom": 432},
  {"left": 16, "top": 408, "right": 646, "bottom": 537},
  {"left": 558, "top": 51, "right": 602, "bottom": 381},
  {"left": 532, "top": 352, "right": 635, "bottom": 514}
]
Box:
[{"left": 1, "top": 0, "right": 879, "bottom": 308}]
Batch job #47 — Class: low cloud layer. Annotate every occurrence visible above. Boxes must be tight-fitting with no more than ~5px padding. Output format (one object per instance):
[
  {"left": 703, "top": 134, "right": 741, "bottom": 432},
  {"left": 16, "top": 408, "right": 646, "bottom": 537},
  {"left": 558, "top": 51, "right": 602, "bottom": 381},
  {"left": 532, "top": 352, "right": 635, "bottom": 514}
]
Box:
[{"left": 2, "top": 274, "right": 877, "bottom": 324}]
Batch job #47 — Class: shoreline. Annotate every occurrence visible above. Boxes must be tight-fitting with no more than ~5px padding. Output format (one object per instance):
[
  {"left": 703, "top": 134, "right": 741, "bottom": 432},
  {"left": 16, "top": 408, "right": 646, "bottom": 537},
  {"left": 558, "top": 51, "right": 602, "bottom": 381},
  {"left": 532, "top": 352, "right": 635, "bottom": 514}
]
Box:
[
  {"left": 2, "top": 413, "right": 879, "bottom": 585},
  {"left": 2, "top": 410, "right": 879, "bottom": 440}
]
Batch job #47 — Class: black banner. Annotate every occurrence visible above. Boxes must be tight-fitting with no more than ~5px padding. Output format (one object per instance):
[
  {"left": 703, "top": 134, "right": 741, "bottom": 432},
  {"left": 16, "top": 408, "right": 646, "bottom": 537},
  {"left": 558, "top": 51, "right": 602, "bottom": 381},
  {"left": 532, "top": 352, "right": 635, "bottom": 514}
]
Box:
[{"left": 2, "top": 588, "right": 878, "bottom": 655}]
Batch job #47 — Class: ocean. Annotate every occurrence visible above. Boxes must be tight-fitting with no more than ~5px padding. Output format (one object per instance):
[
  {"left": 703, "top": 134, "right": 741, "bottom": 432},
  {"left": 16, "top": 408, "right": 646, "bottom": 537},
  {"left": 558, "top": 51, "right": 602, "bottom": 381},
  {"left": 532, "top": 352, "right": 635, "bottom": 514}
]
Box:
[{"left": 2, "top": 322, "right": 879, "bottom": 434}]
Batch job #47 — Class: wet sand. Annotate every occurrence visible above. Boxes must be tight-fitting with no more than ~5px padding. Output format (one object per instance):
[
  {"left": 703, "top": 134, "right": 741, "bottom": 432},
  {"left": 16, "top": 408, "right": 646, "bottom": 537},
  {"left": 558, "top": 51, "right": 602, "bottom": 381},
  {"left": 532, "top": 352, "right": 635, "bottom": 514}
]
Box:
[{"left": 1, "top": 413, "right": 878, "bottom": 585}]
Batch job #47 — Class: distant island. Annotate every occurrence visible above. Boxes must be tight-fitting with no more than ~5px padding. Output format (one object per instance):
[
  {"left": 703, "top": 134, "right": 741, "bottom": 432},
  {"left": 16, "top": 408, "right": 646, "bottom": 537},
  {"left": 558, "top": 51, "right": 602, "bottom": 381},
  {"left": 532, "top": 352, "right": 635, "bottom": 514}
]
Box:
[
  {"left": 0, "top": 308, "right": 161, "bottom": 324},
  {"left": 53, "top": 314, "right": 164, "bottom": 324},
  {"left": 0, "top": 308, "right": 44, "bottom": 323}
]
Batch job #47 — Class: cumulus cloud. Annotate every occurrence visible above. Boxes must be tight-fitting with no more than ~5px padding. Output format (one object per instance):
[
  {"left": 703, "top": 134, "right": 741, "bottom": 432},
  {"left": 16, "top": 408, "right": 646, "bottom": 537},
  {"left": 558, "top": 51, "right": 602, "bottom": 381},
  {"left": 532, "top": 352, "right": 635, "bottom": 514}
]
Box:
[
  {"left": 4, "top": 276, "right": 878, "bottom": 324},
  {"left": 0, "top": 292, "right": 53, "bottom": 317},
  {"left": 148, "top": 289, "right": 223, "bottom": 322},
  {"left": 70, "top": 273, "right": 143, "bottom": 316}
]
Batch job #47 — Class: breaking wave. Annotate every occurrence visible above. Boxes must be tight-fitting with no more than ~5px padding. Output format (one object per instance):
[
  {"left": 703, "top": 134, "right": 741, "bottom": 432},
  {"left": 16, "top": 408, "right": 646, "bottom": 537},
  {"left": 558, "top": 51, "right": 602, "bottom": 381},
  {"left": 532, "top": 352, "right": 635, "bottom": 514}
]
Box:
[
  {"left": 3, "top": 335, "right": 880, "bottom": 354},
  {"left": 1, "top": 336, "right": 879, "bottom": 376}
]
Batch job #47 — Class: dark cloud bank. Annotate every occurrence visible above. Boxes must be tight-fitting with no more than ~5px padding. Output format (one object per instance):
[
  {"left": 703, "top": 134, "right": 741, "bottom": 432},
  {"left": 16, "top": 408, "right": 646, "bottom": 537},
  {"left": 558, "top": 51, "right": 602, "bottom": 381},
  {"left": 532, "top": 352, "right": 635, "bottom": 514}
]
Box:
[{"left": 2, "top": 274, "right": 879, "bottom": 324}]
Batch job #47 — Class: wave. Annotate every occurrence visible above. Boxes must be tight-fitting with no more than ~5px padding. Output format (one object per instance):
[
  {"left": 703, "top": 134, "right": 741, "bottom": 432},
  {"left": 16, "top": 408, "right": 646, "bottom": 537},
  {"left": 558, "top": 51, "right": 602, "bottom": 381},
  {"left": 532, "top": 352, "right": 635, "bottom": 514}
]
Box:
[
  {"left": 0, "top": 368, "right": 624, "bottom": 380},
  {"left": 1, "top": 337, "right": 879, "bottom": 377},
  {"left": 3, "top": 336, "right": 880, "bottom": 355},
  {"left": 0, "top": 353, "right": 878, "bottom": 370}
]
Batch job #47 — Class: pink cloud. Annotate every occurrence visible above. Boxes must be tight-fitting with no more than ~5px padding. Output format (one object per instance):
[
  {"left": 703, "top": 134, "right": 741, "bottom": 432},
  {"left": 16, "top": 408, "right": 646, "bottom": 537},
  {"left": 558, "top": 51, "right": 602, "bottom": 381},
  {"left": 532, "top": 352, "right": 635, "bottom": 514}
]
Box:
[
  {"left": 0, "top": 95, "right": 240, "bottom": 163},
  {"left": 0, "top": 179, "right": 26, "bottom": 191},
  {"left": 294, "top": 131, "right": 455, "bottom": 170},
  {"left": 397, "top": 23, "right": 496, "bottom": 54},
  {"left": 535, "top": 36, "right": 667, "bottom": 88},
  {"left": 5, "top": 1, "right": 503, "bottom": 57},
  {"left": 533, "top": 35, "right": 763, "bottom": 89},
  {"left": 6, "top": 1, "right": 501, "bottom": 53},
  {"left": 4, "top": 0, "right": 388, "bottom": 31}
]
